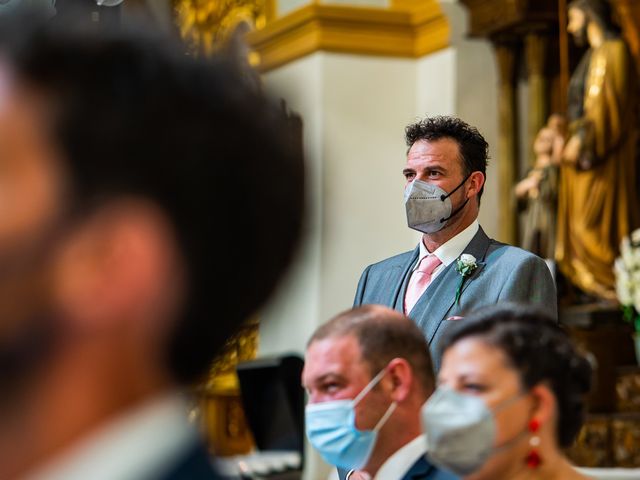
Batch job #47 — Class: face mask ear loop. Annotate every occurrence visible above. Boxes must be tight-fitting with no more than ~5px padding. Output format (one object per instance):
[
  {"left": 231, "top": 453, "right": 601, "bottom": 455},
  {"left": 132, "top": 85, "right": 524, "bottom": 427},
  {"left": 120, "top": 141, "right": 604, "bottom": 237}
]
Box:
[
  {"left": 373, "top": 402, "right": 397, "bottom": 432},
  {"left": 439, "top": 173, "right": 472, "bottom": 202},
  {"left": 352, "top": 368, "right": 388, "bottom": 406},
  {"left": 439, "top": 198, "right": 469, "bottom": 224},
  {"left": 492, "top": 391, "right": 526, "bottom": 415}
]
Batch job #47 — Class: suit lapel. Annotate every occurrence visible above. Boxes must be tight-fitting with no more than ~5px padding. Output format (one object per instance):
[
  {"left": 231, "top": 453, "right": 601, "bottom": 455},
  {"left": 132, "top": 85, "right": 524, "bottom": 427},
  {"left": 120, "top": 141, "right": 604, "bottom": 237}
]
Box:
[
  {"left": 393, "top": 246, "right": 420, "bottom": 313},
  {"left": 414, "top": 227, "right": 492, "bottom": 344},
  {"left": 402, "top": 456, "right": 434, "bottom": 480}
]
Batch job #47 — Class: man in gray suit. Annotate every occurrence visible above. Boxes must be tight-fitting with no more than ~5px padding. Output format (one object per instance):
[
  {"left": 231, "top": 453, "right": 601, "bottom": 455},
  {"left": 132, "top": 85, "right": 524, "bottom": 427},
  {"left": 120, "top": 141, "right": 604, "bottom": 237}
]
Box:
[{"left": 354, "top": 116, "right": 556, "bottom": 366}]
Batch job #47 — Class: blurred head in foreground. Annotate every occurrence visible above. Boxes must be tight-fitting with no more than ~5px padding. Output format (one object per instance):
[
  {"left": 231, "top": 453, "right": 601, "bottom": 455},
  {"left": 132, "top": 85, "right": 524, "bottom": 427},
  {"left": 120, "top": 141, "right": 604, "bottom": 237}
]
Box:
[
  {"left": 422, "top": 304, "right": 592, "bottom": 480},
  {"left": 0, "top": 15, "right": 303, "bottom": 478}
]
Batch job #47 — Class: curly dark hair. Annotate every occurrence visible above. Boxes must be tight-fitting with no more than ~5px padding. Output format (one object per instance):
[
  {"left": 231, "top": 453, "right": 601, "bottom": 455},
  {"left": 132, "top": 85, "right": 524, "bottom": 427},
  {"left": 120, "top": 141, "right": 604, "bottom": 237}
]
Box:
[
  {"left": 441, "top": 304, "right": 592, "bottom": 447},
  {"left": 405, "top": 116, "right": 489, "bottom": 200},
  {"left": 3, "top": 19, "right": 304, "bottom": 384}
]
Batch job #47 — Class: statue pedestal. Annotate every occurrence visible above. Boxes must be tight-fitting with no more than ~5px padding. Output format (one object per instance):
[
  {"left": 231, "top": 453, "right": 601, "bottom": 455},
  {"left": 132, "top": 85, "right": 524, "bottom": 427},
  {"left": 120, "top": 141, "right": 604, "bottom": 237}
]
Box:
[
  {"left": 562, "top": 305, "right": 640, "bottom": 467},
  {"left": 567, "top": 368, "right": 640, "bottom": 467},
  {"left": 560, "top": 303, "right": 635, "bottom": 411}
]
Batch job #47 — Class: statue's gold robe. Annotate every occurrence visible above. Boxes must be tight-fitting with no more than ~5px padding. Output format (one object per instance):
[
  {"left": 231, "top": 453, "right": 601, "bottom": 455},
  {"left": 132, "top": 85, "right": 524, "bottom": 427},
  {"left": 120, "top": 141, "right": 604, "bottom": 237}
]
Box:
[{"left": 556, "top": 39, "right": 640, "bottom": 300}]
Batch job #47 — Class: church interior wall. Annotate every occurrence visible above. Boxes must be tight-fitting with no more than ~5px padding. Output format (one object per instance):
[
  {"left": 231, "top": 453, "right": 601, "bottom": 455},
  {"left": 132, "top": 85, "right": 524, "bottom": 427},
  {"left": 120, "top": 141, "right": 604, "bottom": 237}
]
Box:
[
  {"left": 319, "top": 52, "right": 418, "bottom": 325},
  {"left": 416, "top": 49, "right": 456, "bottom": 124},
  {"left": 276, "top": 0, "right": 390, "bottom": 17},
  {"left": 257, "top": 53, "right": 325, "bottom": 359},
  {"left": 276, "top": 0, "right": 310, "bottom": 17}
]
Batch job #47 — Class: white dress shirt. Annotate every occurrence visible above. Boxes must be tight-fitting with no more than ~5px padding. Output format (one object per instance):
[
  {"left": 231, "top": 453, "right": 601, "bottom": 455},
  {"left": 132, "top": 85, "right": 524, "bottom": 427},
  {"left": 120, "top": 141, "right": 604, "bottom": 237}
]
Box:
[
  {"left": 413, "top": 220, "right": 479, "bottom": 283},
  {"left": 24, "top": 393, "right": 200, "bottom": 480},
  {"left": 374, "top": 434, "right": 427, "bottom": 480},
  {"left": 345, "top": 435, "right": 428, "bottom": 480}
]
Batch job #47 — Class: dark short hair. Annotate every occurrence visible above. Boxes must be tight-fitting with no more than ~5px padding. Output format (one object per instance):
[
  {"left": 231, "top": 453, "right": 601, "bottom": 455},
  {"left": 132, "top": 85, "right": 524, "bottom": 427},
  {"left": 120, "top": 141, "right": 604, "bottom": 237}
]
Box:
[
  {"left": 441, "top": 304, "right": 592, "bottom": 447},
  {"left": 308, "top": 305, "right": 435, "bottom": 395},
  {"left": 4, "top": 20, "right": 304, "bottom": 384},
  {"left": 405, "top": 116, "right": 489, "bottom": 200}
]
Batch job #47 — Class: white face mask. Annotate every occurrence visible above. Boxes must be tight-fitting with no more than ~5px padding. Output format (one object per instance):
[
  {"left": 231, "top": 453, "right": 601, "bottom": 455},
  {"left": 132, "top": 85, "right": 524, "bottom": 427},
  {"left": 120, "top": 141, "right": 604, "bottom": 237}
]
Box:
[
  {"left": 404, "top": 176, "right": 470, "bottom": 234},
  {"left": 420, "top": 387, "right": 525, "bottom": 476}
]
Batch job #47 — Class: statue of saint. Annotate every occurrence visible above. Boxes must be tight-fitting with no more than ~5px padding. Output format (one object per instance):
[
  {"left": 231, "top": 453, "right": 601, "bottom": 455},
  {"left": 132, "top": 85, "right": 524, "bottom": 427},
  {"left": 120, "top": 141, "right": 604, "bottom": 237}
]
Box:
[
  {"left": 556, "top": 0, "right": 640, "bottom": 301},
  {"left": 516, "top": 115, "right": 566, "bottom": 259}
]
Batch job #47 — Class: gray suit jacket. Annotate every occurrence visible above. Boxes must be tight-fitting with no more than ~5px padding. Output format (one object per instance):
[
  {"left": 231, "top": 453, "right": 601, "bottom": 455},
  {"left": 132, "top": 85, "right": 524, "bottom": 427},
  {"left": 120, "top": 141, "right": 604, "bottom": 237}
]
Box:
[{"left": 354, "top": 227, "right": 557, "bottom": 368}]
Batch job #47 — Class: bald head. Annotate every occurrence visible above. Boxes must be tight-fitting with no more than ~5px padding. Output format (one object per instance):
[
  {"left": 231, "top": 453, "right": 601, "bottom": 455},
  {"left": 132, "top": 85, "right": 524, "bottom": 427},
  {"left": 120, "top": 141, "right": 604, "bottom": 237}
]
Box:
[{"left": 308, "top": 305, "right": 435, "bottom": 395}]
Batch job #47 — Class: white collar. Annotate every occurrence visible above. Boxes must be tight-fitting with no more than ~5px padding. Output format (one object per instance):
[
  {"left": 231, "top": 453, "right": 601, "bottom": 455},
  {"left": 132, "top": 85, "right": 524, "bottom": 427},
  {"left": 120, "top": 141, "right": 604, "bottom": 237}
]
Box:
[
  {"left": 23, "top": 393, "right": 199, "bottom": 480},
  {"left": 418, "top": 220, "right": 479, "bottom": 267},
  {"left": 374, "top": 435, "right": 427, "bottom": 480}
]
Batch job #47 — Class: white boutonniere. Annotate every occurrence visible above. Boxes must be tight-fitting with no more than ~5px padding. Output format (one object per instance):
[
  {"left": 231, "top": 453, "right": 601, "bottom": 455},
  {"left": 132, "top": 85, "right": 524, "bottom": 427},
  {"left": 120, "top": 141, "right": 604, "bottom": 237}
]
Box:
[{"left": 455, "top": 254, "right": 477, "bottom": 304}]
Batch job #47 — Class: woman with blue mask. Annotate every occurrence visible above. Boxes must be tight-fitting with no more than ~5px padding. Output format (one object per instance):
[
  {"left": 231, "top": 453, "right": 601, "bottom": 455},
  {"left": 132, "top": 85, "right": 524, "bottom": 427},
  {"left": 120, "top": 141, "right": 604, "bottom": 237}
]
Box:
[{"left": 421, "top": 304, "right": 592, "bottom": 480}]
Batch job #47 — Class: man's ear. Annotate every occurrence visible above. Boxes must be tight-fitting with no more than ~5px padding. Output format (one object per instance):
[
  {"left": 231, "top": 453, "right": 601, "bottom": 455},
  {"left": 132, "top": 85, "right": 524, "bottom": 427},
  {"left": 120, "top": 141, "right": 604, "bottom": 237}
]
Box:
[
  {"left": 52, "top": 199, "right": 183, "bottom": 335},
  {"left": 385, "top": 358, "right": 413, "bottom": 403},
  {"left": 467, "top": 171, "right": 485, "bottom": 201}
]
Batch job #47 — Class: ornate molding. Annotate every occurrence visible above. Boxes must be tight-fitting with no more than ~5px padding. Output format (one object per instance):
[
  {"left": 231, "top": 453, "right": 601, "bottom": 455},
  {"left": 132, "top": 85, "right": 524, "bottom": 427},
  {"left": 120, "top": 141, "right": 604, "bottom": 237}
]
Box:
[
  {"left": 174, "top": 0, "right": 274, "bottom": 55},
  {"left": 245, "top": 1, "right": 449, "bottom": 72}
]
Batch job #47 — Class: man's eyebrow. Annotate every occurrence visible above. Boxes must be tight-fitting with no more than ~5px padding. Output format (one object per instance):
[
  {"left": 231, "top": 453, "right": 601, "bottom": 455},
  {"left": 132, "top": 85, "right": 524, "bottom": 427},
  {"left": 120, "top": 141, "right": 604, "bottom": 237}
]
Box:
[
  {"left": 426, "top": 163, "right": 448, "bottom": 172},
  {"left": 457, "top": 372, "right": 487, "bottom": 383},
  {"left": 311, "top": 372, "right": 344, "bottom": 385}
]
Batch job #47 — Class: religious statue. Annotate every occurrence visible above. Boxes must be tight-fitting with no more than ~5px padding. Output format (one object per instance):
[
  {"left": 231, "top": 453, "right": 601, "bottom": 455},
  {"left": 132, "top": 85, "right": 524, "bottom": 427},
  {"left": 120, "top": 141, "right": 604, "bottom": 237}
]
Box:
[
  {"left": 556, "top": 0, "right": 640, "bottom": 301},
  {"left": 516, "top": 114, "right": 566, "bottom": 259}
]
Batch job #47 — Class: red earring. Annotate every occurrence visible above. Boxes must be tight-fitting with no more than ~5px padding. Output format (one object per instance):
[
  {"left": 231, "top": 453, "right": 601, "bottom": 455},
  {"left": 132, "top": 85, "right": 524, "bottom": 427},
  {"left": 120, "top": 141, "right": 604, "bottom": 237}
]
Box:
[{"left": 525, "top": 418, "right": 542, "bottom": 469}]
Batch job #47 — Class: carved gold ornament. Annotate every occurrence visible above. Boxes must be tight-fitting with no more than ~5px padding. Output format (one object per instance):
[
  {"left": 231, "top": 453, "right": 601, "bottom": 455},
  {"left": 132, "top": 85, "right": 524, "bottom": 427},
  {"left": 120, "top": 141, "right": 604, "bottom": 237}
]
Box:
[{"left": 174, "top": 0, "right": 270, "bottom": 56}]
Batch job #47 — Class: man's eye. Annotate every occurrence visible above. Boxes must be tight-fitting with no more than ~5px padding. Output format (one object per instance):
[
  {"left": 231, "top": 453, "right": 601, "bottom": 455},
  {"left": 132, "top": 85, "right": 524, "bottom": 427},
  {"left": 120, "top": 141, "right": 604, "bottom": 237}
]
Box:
[
  {"left": 428, "top": 171, "right": 441, "bottom": 177},
  {"left": 462, "top": 383, "right": 486, "bottom": 393},
  {"left": 404, "top": 173, "right": 415, "bottom": 180},
  {"left": 322, "top": 382, "right": 340, "bottom": 393}
]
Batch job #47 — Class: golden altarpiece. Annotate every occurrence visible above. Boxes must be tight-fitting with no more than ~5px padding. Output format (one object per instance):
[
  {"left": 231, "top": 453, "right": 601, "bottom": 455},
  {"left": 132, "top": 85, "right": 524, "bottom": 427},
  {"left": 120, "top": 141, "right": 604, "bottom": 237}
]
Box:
[{"left": 460, "top": 0, "right": 640, "bottom": 467}]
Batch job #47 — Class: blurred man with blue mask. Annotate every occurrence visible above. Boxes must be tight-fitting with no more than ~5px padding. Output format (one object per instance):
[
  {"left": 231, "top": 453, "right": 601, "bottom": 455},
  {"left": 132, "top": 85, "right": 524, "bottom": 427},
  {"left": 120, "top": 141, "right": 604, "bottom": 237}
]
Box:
[{"left": 303, "top": 305, "right": 457, "bottom": 480}]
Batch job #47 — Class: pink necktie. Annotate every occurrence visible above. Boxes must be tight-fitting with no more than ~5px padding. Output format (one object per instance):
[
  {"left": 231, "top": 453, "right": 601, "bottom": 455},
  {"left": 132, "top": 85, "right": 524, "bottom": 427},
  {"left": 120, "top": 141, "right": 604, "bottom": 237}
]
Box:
[{"left": 404, "top": 254, "right": 442, "bottom": 314}]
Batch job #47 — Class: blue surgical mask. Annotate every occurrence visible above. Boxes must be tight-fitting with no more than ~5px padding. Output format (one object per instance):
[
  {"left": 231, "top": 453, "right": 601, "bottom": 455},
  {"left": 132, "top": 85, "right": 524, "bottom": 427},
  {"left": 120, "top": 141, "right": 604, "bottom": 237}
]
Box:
[{"left": 305, "top": 368, "right": 397, "bottom": 470}]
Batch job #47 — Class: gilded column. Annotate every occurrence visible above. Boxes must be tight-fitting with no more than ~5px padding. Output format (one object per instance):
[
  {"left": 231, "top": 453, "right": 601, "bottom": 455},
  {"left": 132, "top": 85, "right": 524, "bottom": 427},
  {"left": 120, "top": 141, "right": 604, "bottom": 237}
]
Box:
[
  {"left": 525, "top": 32, "right": 548, "bottom": 167},
  {"left": 493, "top": 39, "right": 519, "bottom": 245}
]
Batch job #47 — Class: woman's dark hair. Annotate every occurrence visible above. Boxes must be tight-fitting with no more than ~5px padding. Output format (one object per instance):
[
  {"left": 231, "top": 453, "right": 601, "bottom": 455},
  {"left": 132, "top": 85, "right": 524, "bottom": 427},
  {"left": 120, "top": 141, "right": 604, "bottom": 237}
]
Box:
[{"left": 441, "top": 304, "right": 593, "bottom": 447}]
